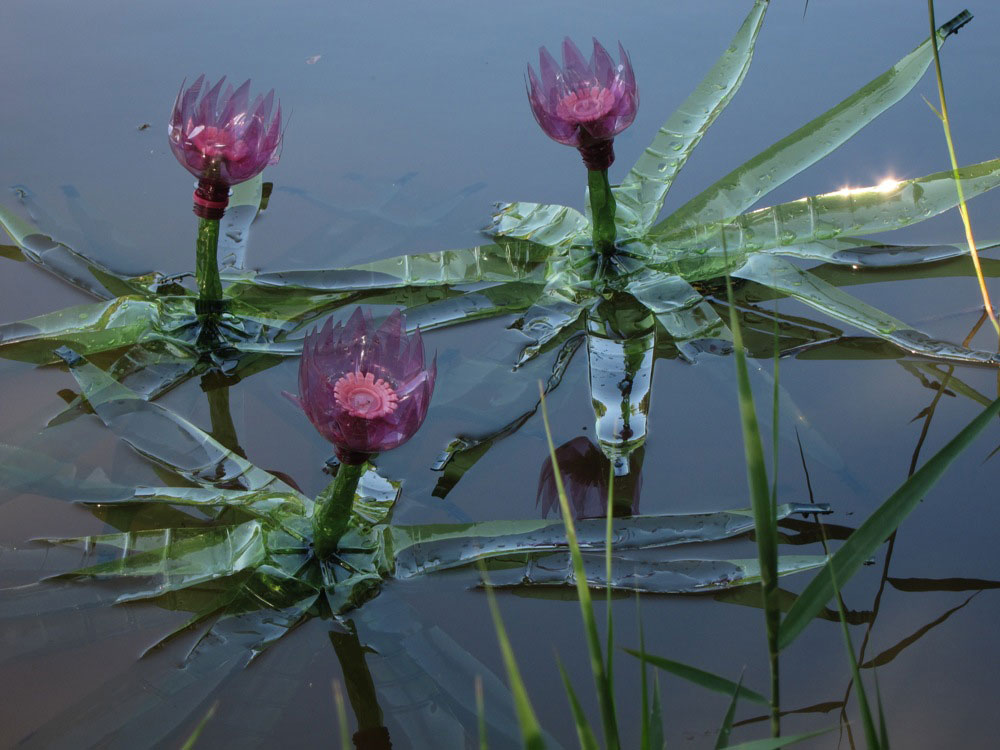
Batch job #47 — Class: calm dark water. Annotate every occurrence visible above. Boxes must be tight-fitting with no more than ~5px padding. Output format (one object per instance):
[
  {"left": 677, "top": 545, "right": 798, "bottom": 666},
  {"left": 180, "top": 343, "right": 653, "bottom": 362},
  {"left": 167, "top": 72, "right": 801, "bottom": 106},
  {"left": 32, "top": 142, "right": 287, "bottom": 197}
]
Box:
[{"left": 2, "top": 1, "right": 1000, "bottom": 747}]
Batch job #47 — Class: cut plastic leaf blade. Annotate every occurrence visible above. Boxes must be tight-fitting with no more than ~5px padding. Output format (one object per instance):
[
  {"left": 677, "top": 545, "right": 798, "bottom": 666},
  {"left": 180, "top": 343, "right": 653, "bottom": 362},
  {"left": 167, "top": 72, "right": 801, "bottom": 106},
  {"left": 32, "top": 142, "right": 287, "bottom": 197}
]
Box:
[{"left": 657, "top": 11, "right": 968, "bottom": 233}]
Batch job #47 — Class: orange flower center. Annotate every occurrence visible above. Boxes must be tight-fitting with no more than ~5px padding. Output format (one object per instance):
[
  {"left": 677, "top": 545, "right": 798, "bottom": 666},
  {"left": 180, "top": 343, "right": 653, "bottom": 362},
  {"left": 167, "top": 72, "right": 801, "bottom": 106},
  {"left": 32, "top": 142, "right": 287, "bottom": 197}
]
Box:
[{"left": 333, "top": 371, "right": 399, "bottom": 419}]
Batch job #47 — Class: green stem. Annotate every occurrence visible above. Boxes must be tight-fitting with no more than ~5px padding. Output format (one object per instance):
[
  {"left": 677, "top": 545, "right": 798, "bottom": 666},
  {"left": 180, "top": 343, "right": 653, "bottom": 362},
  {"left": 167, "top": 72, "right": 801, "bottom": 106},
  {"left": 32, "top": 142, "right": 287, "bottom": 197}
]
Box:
[
  {"left": 313, "top": 460, "right": 368, "bottom": 558},
  {"left": 588, "top": 168, "right": 618, "bottom": 254},
  {"left": 927, "top": 0, "right": 999, "bottom": 336},
  {"left": 195, "top": 217, "right": 224, "bottom": 311}
]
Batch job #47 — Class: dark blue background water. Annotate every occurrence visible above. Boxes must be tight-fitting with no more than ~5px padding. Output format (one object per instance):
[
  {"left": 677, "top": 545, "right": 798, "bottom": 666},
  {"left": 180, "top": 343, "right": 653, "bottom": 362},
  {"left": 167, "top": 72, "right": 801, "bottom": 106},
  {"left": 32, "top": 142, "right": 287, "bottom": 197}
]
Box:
[{"left": 2, "top": 1, "right": 999, "bottom": 747}]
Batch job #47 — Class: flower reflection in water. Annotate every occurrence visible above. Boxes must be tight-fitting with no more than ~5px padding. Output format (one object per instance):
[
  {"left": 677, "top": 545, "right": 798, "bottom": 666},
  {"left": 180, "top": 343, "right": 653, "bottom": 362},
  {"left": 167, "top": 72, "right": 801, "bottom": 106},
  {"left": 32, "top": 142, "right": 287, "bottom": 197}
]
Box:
[{"left": 537, "top": 436, "right": 643, "bottom": 520}]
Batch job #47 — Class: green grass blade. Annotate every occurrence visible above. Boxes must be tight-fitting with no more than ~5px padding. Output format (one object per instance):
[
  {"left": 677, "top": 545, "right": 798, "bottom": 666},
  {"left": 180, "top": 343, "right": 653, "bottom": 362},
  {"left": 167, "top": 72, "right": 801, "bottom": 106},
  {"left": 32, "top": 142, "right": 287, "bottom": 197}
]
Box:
[
  {"left": 539, "top": 387, "right": 620, "bottom": 749},
  {"left": 178, "top": 702, "right": 217, "bottom": 750},
  {"left": 715, "top": 674, "right": 745, "bottom": 750},
  {"left": 475, "top": 676, "right": 489, "bottom": 750},
  {"left": 638, "top": 601, "right": 651, "bottom": 750},
  {"left": 780, "top": 394, "right": 1000, "bottom": 650},
  {"left": 649, "top": 674, "right": 665, "bottom": 750},
  {"left": 555, "top": 658, "right": 600, "bottom": 750},
  {"left": 874, "top": 670, "right": 890, "bottom": 749},
  {"left": 480, "top": 566, "right": 546, "bottom": 750},
  {"left": 624, "top": 649, "right": 767, "bottom": 705},
  {"left": 656, "top": 11, "right": 968, "bottom": 233},
  {"left": 616, "top": 0, "right": 769, "bottom": 232},
  {"left": 829, "top": 561, "right": 880, "bottom": 748},
  {"left": 724, "top": 267, "right": 781, "bottom": 736}
]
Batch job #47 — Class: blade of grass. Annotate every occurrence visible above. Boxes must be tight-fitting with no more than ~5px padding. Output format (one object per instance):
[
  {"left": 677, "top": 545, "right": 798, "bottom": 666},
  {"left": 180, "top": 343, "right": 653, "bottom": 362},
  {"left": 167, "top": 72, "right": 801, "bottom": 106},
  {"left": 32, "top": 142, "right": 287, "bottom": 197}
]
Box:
[
  {"left": 332, "top": 681, "right": 351, "bottom": 750},
  {"left": 539, "top": 386, "right": 620, "bottom": 749},
  {"left": 779, "top": 393, "right": 1000, "bottom": 650},
  {"left": 638, "top": 602, "right": 651, "bottom": 750},
  {"left": 724, "top": 261, "right": 781, "bottom": 737},
  {"left": 828, "top": 555, "right": 880, "bottom": 748},
  {"left": 475, "top": 676, "right": 489, "bottom": 750},
  {"left": 715, "top": 673, "right": 745, "bottom": 750},
  {"left": 623, "top": 649, "right": 767, "bottom": 705},
  {"left": 178, "top": 702, "right": 217, "bottom": 750},
  {"left": 874, "top": 670, "right": 890, "bottom": 749},
  {"left": 480, "top": 564, "right": 546, "bottom": 750},
  {"left": 927, "top": 1, "right": 999, "bottom": 336},
  {"left": 555, "top": 657, "right": 600, "bottom": 750},
  {"left": 649, "top": 674, "right": 665, "bottom": 750}
]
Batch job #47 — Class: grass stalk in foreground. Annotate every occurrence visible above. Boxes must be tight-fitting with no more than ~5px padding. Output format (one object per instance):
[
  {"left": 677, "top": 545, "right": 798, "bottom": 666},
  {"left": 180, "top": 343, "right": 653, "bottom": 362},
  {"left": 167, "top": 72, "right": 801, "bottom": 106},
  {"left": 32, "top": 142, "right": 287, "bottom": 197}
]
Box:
[
  {"left": 724, "top": 266, "right": 782, "bottom": 738},
  {"left": 778, "top": 391, "right": 1000, "bottom": 650},
  {"left": 539, "top": 385, "right": 621, "bottom": 749},
  {"left": 475, "top": 676, "right": 489, "bottom": 750},
  {"left": 927, "top": 0, "right": 1000, "bottom": 336},
  {"left": 179, "top": 702, "right": 217, "bottom": 750},
  {"left": 480, "top": 564, "right": 546, "bottom": 750}
]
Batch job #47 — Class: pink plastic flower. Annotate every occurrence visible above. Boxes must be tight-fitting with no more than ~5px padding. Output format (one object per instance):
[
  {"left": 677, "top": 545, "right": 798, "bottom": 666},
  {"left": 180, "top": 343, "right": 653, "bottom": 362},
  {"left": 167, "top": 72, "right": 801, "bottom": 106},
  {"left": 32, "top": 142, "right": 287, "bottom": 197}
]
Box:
[
  {"left": 537, "top": 437, "right": 641, "bottom": 519},
  {"left": 527, "top": 38, "right": 638, "bottom": 169},
  {"left": 292, "top": 308, "right": 436, "bottom": 464},
  {"left": 168, "top": 75, "right": 282, "bottom": 187}
]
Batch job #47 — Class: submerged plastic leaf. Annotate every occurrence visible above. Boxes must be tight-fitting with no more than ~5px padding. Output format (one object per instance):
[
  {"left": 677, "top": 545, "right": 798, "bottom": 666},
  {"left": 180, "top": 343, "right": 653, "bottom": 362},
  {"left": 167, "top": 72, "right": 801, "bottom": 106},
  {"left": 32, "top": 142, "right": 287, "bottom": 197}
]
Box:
[
  {"left": 480, "top": 554, "right": 829, "bottom": 593},
  {"left": 392, "top": 503, "right": 830, "bottom": 578}
]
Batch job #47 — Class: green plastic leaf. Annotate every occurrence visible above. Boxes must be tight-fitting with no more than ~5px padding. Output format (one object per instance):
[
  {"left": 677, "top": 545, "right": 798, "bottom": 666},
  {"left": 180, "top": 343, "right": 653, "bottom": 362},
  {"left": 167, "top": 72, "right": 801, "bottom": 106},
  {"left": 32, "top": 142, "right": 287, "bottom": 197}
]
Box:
[
  {"left": 764, "top": 237, "right": 995, "bottom": 267},
  {"left": 60, "top": 349, "right": 304, "bottom": 496},
  {"left": 508, "top": 291, "right": 585, "bottom": 368},
  {"left": 46, "top": 522, "right": 267, "bottom": 595},
  {"left": 779, "top": 394, "right": 1000, "bottom": 650},
  {"left": 480, "top": 554, "right": 828, "bottom": 593},
  {"left": 657, "top": 11, "right": 968, "bottom": 233},
  {"left": 402, "top": 283, "right": 542, "bottom": 333},
  {"left": 732, "top": 254, "right": 1000, "bottom": 366},
  {"left": 660, "top": 157, "right": 1000, "bottom": 258},
  {"left": 0, "top": 243, "right": 25, "bottom": 261},
  {"left": 616, "top": 0, "right": 769, "bottom": 232},
  {"left": 0, "top": 203, "right": 158, "bottom": 298},
  {"left": 625, "top": 648, "right": 767, "bottom": 705},
  {"left": 0, "top": 296, "right": 194, "bottom": 364},
  {"left": 486, "top": 201, "right": 591, "bottom": 248},
  {"left": 224, "top": 240, "right": 552, "bottom": 290},
  {"left": 628, "top": 270, "right": 733, "bottom": 361},
  {"left": 393, "top": 503, "right": 829, "bottom": 578}
]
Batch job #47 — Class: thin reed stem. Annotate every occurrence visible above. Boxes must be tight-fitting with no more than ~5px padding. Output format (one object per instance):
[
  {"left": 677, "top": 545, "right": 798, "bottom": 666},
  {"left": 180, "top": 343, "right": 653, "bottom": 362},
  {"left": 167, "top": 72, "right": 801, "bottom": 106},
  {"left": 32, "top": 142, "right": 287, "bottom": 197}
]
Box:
[{"left": 927, "top": 0, "right": 999, "bottom": 336}]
